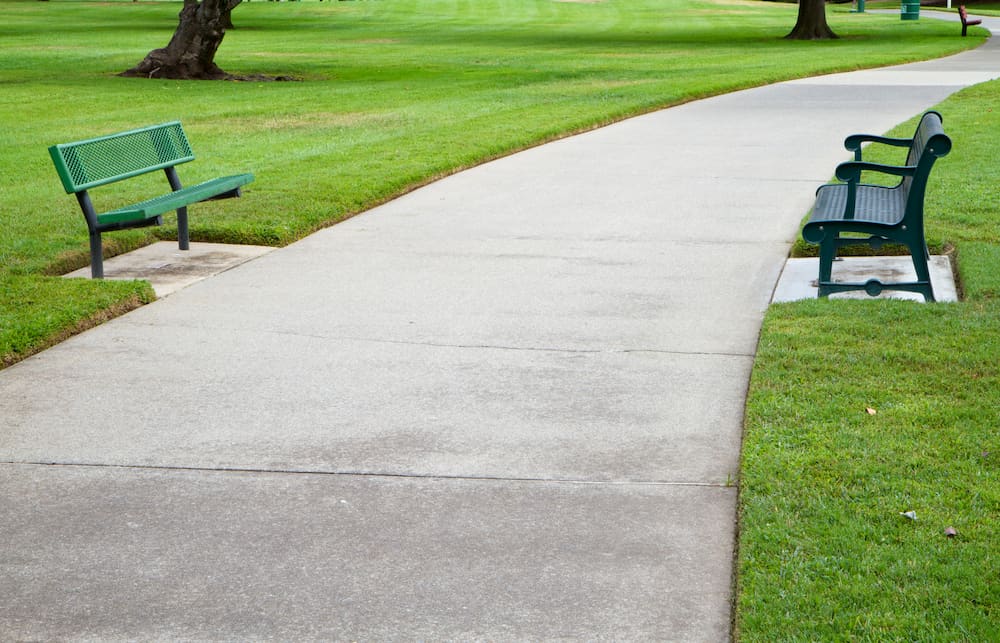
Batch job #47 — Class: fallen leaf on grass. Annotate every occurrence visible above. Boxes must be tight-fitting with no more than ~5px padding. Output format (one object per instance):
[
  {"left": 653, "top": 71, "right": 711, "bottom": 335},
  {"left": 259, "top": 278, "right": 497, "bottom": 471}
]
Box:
[{"left": 865, "top": 407, "right": 877, "bottom": 415}]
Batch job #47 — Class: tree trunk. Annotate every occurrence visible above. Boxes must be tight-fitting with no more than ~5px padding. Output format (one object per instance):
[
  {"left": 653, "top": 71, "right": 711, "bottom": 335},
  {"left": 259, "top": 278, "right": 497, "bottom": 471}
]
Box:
[
  {"left": 786, "top": 0, "right": 838, "bottom": 40},
  {"left": 221, "top": 0, "right": 240, "bottom": 29},
  {"left": 121, "top": 0, "right": 241, "bottom": 79}
]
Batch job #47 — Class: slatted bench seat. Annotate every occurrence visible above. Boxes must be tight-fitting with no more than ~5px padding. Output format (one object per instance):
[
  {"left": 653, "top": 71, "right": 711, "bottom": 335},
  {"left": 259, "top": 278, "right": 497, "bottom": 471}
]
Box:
[
  {"left": 801, "top": 110, "right": 952, "bottom": 302},
  {"left": 49, "top": 121, "right": 254, "bottom": 278},
  {"left": 959, "top": 5, "right": 982, "bottom": 37}
]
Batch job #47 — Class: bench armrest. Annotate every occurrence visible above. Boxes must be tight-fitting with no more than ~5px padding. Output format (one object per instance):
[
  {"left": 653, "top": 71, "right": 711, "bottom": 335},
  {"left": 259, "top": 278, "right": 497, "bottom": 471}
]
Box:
[
  {"left": 844, "top": 134, "right": 913, "bottom": 161},
  {"left": 835, "top": 160, "right": 916, "bottom": 183}
]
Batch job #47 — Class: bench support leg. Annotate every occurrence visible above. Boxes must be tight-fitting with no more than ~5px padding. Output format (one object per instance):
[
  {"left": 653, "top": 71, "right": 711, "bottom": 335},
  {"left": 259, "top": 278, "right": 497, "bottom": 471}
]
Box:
[
  {"left": 89, "top": 232, "right": 104, "bottom": 279},
  {"left": 177, "top": 205, "right": 190, "bottom": 251},
  {"left": 165, "top": 166, "right": 190, "bottom": 251},
  {"left": 817, "top": 236, "right": 838, "bottom": 298},
  {"left": 814, "top": 232, "right": 935, "bottom": 302},
  {"left": 908, "top": 241, "right": 935, "bottom": 302}
]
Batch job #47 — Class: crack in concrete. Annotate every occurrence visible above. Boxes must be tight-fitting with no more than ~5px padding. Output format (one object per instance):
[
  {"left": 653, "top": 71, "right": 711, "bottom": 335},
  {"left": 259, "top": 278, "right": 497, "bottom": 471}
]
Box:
[
  {"left": 120, "top": 319, "right": 755, "bottom": 358},
  {"left": 1, "top": 460, "right": 736, "bottom": 489}
]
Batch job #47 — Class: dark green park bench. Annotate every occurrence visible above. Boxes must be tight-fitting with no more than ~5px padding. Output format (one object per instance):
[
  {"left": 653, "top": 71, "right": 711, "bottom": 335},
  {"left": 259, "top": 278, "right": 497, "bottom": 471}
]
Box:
[
  {"left": 49, "top": 121, "right": 254, "bottom": 278},
  {"left": 802, "top": 110, "right": 951, "bottom": 302}
]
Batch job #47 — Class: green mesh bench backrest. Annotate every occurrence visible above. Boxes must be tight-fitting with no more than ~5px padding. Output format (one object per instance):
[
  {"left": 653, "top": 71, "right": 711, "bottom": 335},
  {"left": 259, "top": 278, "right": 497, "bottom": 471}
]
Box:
[
  {"left": 48, "top": 121, "right": 196, "bottom": 194},
  {"left": 900, "top": 111, "right": 951, "bottom": 199}
]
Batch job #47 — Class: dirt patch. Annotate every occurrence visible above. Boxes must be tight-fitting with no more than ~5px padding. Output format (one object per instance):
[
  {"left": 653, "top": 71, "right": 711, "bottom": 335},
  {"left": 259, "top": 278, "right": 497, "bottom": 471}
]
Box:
[{"left": 226, "top": 74, "right": 302, "bottom": 82}]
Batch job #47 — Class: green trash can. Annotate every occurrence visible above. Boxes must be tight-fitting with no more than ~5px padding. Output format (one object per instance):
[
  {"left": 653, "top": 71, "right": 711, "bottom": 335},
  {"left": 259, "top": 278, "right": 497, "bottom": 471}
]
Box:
[{"left": 901, "top": 0, "right": 920, "bottom": 20}]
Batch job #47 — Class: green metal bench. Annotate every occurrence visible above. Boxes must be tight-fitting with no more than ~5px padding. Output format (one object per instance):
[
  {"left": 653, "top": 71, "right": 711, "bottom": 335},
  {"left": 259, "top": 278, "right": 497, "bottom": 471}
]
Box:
[
  {"left": 802, "top": 111, "right": 951, "bottom": 302},
  {"left": 49, "top": 121, "right": 254, "bottom": 278}
]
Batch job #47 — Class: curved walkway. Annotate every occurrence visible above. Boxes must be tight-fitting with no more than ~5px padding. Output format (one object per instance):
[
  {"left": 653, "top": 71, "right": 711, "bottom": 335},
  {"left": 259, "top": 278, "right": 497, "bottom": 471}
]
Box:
[{"left": 2, "top": 17, "right": 999, "bottom": 641}]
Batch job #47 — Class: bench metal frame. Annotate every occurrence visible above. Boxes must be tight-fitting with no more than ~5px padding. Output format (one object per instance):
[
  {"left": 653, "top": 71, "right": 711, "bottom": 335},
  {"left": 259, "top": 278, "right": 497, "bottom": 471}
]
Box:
[
  {"left": 49, "top": 121, "right": 254, "bottom": 278},
  {"left": 802, "top": 111, "right": 952, "bottom": 302},
  {"left": 959, "top": 5, "right": 982, "bottom": 36}
]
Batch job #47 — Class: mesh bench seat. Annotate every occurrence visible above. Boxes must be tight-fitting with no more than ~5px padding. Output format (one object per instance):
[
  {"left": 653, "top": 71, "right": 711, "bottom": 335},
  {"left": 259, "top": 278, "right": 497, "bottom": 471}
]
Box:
[
  {"left": 98, "top": 174, "right": 254, "bottom": 226},
  {"left": 49, "top": 121, "right": 254, "bottom": 278},
  {"left": 802, "top": 111, "right": 952, "bottom": 302},
  {"left": 811, "top": 183, "right": 908, "bottom": 227}
]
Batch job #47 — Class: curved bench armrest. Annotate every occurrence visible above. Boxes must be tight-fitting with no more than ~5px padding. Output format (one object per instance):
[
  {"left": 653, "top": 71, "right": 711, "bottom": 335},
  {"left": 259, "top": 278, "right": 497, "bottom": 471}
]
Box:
[
  {"left": 835, "top": 161, "right": 916, "bottom": 183},
  {"left": 844, "top": 134, "right": 913, "bottom": 160}
]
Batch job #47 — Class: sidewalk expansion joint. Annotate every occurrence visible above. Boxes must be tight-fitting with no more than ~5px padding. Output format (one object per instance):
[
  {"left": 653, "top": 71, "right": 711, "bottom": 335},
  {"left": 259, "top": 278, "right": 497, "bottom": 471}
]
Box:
[{"left": 2, "top": 460, "right": 736, "bottom": 489}]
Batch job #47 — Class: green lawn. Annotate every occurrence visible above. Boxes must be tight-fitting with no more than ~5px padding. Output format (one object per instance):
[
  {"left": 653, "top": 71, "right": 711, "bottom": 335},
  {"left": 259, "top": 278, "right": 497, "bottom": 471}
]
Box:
[
  {"left": 1, "top": 0, "right": 997, "bottom": 637},
  {"left": 737, "top": 83, "right": 1000, "bottom": 641},
  {"left": 0, "top": 0, "right": 982, "bottom": 365}
]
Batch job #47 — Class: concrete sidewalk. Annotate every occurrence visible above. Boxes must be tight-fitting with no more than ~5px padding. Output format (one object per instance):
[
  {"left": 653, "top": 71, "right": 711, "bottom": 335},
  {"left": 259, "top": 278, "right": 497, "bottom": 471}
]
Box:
[{"left": 3, "top": 20, "right": 999, "bottom": 640}]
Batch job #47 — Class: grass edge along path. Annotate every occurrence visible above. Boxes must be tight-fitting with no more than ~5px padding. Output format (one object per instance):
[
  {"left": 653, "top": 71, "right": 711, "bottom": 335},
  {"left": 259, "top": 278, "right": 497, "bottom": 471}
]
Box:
[
  {"left": 736, "top": 82, "right": 999, "bottom": 641},
  {"left": 0, "top": 275, "right": 155, "bottom": 369},
  {"left": 0, "top": 0, "right": 985, "bottom": 368}
]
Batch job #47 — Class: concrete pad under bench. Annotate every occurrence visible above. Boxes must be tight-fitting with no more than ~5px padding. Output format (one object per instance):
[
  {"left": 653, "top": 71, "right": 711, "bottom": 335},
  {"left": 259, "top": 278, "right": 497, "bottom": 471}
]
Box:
[
  {"left": 773, "top": 255, "right": 958, "bottom": 303},
  {"left": 63, "top": 241, "right": 275, "bottom": 297}
]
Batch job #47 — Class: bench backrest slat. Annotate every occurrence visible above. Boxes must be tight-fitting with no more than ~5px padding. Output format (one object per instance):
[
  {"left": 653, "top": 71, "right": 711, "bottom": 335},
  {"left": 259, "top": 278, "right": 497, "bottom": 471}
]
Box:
[{"left": 48, "top": 121, "right": 195, "bottom": 194}]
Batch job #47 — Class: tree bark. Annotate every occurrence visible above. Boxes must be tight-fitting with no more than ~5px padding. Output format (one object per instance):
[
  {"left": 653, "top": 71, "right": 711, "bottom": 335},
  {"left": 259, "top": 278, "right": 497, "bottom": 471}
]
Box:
[
  {"left": 221, "top": 0, "right": 240, "bottom": 29},
  {"left": 121, "top": 0, "right": 241, "bottom": 79},
  {"left": 786, "top": 0, "right": 838, "bottom": 40}
]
